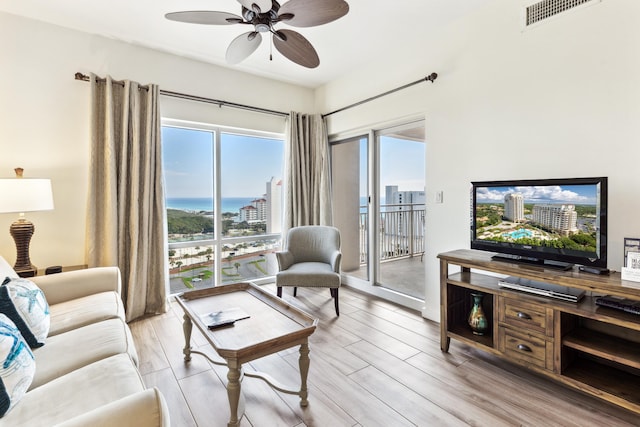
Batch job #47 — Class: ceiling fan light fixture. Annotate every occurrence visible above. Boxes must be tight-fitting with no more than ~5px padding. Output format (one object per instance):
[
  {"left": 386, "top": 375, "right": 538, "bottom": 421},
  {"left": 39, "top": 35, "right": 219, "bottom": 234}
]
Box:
[
  {"left": 166, "top": 0, "right": 349, "bottom": 67},
  {"left": 255, "top": 23, "right": 271, "bottom": 32}
]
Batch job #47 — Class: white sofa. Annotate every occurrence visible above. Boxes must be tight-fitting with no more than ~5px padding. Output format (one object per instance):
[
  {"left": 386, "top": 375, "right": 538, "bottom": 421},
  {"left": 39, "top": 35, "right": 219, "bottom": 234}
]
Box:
[{"left": 0, "top": 261, "right": 170, "bottom": 427}]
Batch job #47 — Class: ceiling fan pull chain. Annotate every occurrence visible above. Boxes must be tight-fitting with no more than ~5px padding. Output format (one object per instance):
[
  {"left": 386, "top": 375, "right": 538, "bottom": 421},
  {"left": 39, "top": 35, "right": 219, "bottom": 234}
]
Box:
[{"left": 269, "top": 33, "right": 273, "bottom": 61}]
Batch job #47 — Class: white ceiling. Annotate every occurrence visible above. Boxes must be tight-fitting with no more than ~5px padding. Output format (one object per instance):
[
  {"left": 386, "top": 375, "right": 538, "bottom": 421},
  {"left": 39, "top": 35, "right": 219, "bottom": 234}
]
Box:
[{"left": 1, "top": 0, "right": 488, "bottom": 88}]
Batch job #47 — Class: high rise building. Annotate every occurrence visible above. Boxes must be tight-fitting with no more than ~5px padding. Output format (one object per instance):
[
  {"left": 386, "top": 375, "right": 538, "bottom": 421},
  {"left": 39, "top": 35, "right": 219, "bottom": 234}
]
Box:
[
  {"left": 237, "top": 177, "right": 281, "bottom": 230},
  {"left": 266, "top": 177, "right": 282, "bottom": 234},
  {"left": 504, "top": 193, "right": 525, "bottom": 222},
  {"left": 384, "top": 185, "right": 425, "bottom": 241},
  {"left": 532, "top": 204, "right": 578, "bottom": 236}
]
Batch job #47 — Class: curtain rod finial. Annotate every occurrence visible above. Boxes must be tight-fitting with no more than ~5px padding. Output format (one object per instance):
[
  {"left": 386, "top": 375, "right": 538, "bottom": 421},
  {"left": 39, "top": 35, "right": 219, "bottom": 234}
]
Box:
[{"left": 425, "top": 73, "right": 438, "bottom": 83}]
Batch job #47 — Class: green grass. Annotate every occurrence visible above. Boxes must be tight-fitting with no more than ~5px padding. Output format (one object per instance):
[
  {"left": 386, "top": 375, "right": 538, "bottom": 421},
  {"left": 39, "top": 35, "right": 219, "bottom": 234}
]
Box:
[
  {"left": 247, "top": 259, "right": 267, "bottom": 275},
  {"left": 221, "top": 267, "right": 241, "bottom": 277}
]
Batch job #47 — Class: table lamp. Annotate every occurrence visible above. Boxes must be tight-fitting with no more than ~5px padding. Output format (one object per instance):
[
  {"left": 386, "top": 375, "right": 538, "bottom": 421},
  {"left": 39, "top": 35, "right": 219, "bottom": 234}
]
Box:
[{"left": 0, "top": 168, "right": 54, "bottom": 277}]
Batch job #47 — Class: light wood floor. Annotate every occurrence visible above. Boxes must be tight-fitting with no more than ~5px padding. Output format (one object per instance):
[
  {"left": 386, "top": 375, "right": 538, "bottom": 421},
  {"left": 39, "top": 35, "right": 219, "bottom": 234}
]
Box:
[{"left": 130, "top": 284, "right": 639, "bottom": 427}]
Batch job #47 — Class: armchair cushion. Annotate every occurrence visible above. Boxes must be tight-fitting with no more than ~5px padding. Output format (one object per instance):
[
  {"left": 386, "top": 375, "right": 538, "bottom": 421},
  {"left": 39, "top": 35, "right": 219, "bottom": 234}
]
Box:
[
  {"left": 276, "top": 262, "right": 340, "bottom": 288},
  {"left": 0, "top": 278, "right": 50, "bottom": 348}
]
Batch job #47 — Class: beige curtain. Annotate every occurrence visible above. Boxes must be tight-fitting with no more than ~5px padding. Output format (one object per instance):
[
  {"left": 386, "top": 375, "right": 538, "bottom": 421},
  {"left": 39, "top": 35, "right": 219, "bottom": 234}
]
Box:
[
  {"left": 86, "top": 74, "right": 168, "bottom": 322},
  {"left": 284, "top": 112, "right": 332, "bottom": 229}
]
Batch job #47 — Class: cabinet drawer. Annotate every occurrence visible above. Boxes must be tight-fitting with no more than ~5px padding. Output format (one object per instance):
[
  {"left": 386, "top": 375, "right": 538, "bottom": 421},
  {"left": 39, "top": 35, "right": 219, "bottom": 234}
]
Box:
[
  {"left": 500, "top": 298, "right": 551, "bottom": 335},
  {"left": 499, "top": 327, "right": 553, "bottom": 371}
]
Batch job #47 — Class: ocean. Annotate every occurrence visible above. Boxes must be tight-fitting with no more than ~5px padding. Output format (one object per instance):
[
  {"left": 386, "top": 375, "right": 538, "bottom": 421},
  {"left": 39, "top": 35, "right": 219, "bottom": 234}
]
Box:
[
  {"left": 166, "top": 197, "right": 255, "bottom": 214},
  {"left": 167, "top": 196, "right": 390, "bottom": 214}
]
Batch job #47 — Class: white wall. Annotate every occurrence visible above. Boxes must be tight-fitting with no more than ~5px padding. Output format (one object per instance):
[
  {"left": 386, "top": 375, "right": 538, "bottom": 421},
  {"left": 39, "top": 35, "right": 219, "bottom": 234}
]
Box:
[
  {"left": 0, "top": 12, "right": 314, "bottom": 270},
  {"left": 318, "top": 0, "right": 640, "bottom": 321}
]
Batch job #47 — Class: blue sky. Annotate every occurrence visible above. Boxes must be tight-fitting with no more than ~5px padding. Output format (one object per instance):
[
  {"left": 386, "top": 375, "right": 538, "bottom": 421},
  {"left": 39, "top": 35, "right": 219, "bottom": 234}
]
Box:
[
  {"left": 476, "top": 184, "right": 599, "bottom": 205},
  {"left": 162, "top": 127, "right": 283, "bottom": 198},
  {"left": 162, "top": 127, "right": 425, "bottom": 199},
  {"left": 359, "top": 136, "right": 426, "bottom": 197}
]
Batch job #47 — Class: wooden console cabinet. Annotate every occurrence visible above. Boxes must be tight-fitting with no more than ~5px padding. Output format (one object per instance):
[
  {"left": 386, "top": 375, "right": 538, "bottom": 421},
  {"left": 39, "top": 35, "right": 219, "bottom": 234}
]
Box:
[{"left": 439, "top": 249, "right": 640, "bottom": 415}]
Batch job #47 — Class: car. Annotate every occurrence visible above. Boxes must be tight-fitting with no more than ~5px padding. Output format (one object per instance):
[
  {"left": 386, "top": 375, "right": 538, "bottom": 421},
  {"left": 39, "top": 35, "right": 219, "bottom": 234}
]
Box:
[{"left": 192, "top": 277, "right": 202, "bottom": 282}]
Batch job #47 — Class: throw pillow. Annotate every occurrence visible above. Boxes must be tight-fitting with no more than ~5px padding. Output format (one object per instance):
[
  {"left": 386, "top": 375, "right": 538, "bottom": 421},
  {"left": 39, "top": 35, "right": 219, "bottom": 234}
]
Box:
[
  {"left": 0, "top": 313, "right": 35, "bottom": 417},
  {"left": 0, "top": 277, "right": 50, "bottom": 348},
  {"left": 0, "top": 257, "right": 17, "bottom": 281}
]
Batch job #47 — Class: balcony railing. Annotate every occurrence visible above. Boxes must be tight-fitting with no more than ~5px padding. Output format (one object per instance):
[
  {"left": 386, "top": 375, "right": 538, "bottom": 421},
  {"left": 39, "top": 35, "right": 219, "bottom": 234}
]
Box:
[{"left": 360, "top": 203, "right": 425, "bottom": 263}]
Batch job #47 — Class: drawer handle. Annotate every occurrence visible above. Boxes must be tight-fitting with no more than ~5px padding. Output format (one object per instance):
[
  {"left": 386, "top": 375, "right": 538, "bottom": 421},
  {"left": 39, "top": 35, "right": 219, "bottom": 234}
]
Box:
[
  {"left": 517, "top": 312, "right": 532, "bottom": 320},
  {"left": 517, "top": 344, "right": 532, "bottom": 352}
]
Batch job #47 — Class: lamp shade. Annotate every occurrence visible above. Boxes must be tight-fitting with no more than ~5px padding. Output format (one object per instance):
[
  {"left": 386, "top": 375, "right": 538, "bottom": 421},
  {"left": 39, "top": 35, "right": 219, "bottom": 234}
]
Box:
[{"left": 0, "top": 179, "right": 54, "bottom": 213}]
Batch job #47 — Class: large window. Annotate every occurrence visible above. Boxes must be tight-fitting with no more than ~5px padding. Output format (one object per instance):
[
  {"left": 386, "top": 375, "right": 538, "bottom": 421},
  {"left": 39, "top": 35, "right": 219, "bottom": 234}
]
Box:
[{"left": 162, "top": 121, "right": 284, "bottom": 294}]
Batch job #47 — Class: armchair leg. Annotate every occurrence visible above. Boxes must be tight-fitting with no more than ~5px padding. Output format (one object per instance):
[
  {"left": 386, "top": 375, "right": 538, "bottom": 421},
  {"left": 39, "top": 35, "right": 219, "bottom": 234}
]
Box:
[
  {"left": 330, "top": 288, "right": 339, "bottom": 316},
  {"left": 277, "top": 287, "right": 282, "bottom": 298},
  {"left": 293, "top": 287, "right": 298, "bottom": 297}
]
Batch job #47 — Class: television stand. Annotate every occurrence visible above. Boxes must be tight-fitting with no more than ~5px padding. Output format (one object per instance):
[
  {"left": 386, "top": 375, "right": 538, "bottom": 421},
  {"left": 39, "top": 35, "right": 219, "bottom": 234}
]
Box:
[
  {"left": 439, "top": 249, "right": 640, "bottom": 415},
  {"left": 491, "top": 253, "right": 573, "bottom": 271}
]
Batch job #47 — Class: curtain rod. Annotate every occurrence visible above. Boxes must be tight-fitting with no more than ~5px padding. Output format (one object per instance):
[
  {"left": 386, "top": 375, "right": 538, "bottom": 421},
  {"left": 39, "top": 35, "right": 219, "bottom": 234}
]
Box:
[
  {"left": 322, "top": 72, "right": 438, "bottom": 118},
  {"left": 74, "top": 72, "right": 289, "bottom": 118}
]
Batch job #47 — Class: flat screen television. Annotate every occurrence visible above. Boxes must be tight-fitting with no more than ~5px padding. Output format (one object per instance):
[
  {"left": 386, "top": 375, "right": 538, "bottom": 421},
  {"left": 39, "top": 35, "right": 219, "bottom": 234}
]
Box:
[{"left": 470, "top": 177, "right": 608, "bottom": 270}]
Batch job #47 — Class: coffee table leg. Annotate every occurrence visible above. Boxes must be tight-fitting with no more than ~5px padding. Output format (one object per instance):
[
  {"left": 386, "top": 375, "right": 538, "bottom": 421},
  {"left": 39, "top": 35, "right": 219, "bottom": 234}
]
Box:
[
  {"left": 298, "top": 341, "right": 310, "bottom": 407},
  {"left": 182, "top": 313, "right": 192, "bottom": 362},
  {"left": 227, "top": 360, "right": 242, "bottom": 427}
]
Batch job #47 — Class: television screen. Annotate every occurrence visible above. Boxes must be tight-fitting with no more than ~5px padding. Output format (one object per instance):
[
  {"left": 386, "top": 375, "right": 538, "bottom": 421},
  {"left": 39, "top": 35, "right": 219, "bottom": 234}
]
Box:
[{"left": 471, "top": 177, "right": 607, "bottom": 269}]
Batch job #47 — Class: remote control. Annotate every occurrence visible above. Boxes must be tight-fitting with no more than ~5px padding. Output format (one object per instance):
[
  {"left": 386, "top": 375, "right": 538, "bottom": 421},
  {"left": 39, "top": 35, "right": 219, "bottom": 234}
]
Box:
[{"left": 208, "top": 320, "right": 235, "bottom": 330}]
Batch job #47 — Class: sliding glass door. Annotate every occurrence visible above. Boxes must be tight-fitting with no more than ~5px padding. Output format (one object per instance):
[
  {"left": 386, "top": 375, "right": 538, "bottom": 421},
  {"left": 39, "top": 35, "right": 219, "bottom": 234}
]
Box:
[
  {"left": 375, "top": 122, "right": 426, "bottom": 298},
  {"left": 331, "top": 120, "right": 425, "bottom": 304}
]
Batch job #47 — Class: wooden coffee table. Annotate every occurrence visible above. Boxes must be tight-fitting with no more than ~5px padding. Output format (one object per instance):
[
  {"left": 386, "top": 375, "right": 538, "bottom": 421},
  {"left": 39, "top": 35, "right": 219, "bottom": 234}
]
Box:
[{"left": 176, "top": 282, "right": 318, "bottom": 427}]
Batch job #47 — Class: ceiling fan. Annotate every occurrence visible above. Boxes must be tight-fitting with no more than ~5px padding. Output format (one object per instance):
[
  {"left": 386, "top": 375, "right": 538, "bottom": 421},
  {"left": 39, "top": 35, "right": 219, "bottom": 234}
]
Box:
[{"left": 165, "top": 0, "right": 349, "bottom": 69}]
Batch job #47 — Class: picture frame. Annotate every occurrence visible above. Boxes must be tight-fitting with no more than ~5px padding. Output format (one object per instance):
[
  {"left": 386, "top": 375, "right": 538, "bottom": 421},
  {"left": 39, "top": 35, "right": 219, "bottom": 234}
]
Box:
[
  {"left": 627, "top": 251, "right": 640, "bottom": 270},
  {"left": 623, "top": 237, "right": 640, "bottom": 267}
]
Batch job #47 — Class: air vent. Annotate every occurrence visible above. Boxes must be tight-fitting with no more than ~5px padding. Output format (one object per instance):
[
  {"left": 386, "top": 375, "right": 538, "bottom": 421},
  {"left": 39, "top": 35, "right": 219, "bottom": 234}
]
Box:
[{"left": 525, "top": 0, "right": 600, "bottom": 26}]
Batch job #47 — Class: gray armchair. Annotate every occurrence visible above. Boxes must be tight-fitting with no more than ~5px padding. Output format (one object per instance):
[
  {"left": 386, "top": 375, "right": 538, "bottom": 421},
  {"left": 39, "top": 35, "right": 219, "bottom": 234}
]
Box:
[{"left": 275, "top": 226, "right": 342, "bottom": 316}]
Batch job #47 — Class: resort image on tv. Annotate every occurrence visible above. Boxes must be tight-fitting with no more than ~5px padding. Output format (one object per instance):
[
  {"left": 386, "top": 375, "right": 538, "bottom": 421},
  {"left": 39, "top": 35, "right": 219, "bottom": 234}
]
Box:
[{"left": 474, "top": 183, "right": 601, "bottom": 255}]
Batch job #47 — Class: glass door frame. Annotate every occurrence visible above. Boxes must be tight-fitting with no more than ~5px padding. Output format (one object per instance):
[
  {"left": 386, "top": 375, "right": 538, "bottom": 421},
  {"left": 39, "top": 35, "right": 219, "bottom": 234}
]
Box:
[{"left": 330, "top": 118, "right": 425, "bottom": 311}]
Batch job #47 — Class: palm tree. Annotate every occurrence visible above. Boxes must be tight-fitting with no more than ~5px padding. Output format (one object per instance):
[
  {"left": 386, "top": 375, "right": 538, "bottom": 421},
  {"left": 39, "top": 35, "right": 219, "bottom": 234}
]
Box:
[{"left": 234, "top": 262, "right": 241, "bottom": 274}]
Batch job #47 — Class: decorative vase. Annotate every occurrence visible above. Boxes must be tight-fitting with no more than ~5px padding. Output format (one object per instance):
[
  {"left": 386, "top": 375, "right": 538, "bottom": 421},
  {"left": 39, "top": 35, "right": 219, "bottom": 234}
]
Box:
[{"left": 468, "top": 293, "right": 489, "bottom": 335}]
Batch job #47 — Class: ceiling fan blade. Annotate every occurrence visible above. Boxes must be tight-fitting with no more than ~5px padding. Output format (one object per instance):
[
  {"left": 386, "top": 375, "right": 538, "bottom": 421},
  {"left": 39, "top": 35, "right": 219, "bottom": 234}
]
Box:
[
  {"left": 165, "top": 11, "right": 243, "bottom": 25},
  {"left": 226, "top": 31, "right": 263, "bottom": 64},
  {"left": 279, "top": 0, "right": 349, "bottom": 27},
  {"left": 236, "top": 0, "right": 274, "bottom": 14},
  {"left": 273, "top": 29, "right": 319, "bottom": 68}
]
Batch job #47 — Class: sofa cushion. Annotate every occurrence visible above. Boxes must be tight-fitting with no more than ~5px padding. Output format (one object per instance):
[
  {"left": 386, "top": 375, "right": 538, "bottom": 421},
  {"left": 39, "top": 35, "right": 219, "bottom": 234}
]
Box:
[
  {"left": 30, "top": 318, "right": 138, "bottom": 390},
  {"left": 0, "top": 314, "right": 35, "bottom": 418},
  {"left": 0, "top": 277, "right": 50, "bottom": 348},
  {"left": 55, "top": 388, "right": 170, "bottom": 427},
  {"left": 0, "top": 353, "right": 144, "bottom": 427},
  {"left": 0, "top": 258, "right": 17, "bottom": 281},
  {"left": 48, "top": 291, "right": 125, "bottom": 336}
]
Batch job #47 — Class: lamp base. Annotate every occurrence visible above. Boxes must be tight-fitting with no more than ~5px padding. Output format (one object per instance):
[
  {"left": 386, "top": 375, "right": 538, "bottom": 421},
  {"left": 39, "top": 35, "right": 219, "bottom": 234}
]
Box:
[
  {"left": 15, "top": 268, "right": 37, "bottom": 278},
  {"left": 10, "top": 218, "right": 37, "bottom": 277}
]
